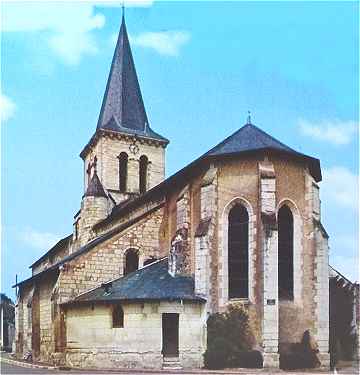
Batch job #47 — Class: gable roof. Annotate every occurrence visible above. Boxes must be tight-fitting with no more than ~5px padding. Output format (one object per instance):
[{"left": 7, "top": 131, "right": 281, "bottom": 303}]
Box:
[
  {"left": 29, "top": 234, "right": 72, "bottom": 269},
  {"left": 15, "top": 203, "right": 164, "bottom": 288},
  {"left": 95, "top": 15, "right": 168, "bottom": 144},
  {"left": 63, "top": 258, "right": 205, "bottom": 305}
]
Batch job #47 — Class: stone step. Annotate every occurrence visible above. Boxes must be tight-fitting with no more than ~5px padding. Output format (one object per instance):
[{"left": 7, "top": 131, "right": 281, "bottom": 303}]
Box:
[{"left": 162, "top": 357, "right": 182, "bottom": 370}]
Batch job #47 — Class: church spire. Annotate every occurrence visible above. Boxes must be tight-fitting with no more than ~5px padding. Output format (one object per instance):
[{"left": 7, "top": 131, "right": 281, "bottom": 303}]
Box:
[{"left": 96, "top": 14, "right": 150, "bottom": 134}]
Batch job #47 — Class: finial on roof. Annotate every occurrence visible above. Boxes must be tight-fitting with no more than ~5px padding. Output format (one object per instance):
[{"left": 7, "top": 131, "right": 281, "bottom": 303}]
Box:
[
  {"left": 247, "top": 111, "right": 252, "bottom": 125},
  {"left": 122, "top": 1, "right": 125, "bottom": 20}
]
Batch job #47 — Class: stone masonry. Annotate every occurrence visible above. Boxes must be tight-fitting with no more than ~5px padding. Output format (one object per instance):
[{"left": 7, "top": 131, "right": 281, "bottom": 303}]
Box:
[{"left": 259, "top": 159, "right": 279, "bottom": 368}]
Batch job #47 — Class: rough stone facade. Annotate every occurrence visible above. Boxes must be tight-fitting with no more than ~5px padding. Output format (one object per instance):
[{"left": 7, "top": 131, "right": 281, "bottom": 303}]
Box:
[
  {"left": 15, "top": 148, "right": 330, "bottom": 369},
  {"left": 14, "top": 15, "right": 331, "bottom": 370},
  {"left": 65, "top": 301, "right": 205, "bottom": 369}
]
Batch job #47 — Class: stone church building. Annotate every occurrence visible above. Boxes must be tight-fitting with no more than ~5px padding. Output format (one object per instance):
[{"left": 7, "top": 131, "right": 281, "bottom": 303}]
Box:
[{"left": 14, "top": 15, "right": 330, "bottom": 370}]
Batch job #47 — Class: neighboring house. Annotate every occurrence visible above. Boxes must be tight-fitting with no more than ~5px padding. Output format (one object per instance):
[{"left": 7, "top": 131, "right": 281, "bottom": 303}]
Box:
[
  {"left": 1, "top": 293, "right": 15, "bottom": 352},
  {"left": 329, "top": 266, "right": 359, "bottom": 366},
  {"left": 13, "top": 15, "right": 330, "bottom": 369}
]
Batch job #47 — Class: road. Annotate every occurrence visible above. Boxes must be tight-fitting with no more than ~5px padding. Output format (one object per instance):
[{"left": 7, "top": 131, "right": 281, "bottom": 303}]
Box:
[
  {"left": 1, "top": 361, "right": 359, "bottom": 375},
  {"left": 1, "top": 362, "right": 83, "bottom": 374}
]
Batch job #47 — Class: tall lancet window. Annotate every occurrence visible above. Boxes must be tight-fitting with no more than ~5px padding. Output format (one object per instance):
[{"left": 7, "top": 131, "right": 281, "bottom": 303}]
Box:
[
  {"left": 228, "top": 205, "right": 249, "bottom": 299},
  {"left": 119, "top": 152, "right": 128, "bottom": 193},
  {"left": 139, "top": 155, "right": 148, "bottom": 194},
  {"left": 278, "top": 205, "right": 294, "bottom": 300}
]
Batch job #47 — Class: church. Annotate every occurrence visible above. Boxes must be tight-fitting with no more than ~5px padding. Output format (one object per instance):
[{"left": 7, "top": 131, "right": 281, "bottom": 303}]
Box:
[{"left": 14, "top": 14, "right": 330, "bottom": 370}]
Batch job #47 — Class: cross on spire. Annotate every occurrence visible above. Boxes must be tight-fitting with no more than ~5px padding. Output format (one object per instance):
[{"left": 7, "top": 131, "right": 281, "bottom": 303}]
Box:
[{"left": 246, "top": 111, "right": 252, "bottom": 125}]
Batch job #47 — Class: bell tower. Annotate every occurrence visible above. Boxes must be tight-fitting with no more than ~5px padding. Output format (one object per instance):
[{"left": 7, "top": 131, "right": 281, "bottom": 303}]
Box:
[{"left": 80, "top": 14, "right": 169, "bottom": 204}]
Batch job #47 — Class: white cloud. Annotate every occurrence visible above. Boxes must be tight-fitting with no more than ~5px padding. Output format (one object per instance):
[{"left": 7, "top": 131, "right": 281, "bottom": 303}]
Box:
[
  {"left": 298, "top": 119, "right": 358, "bottom": 145},
  {"left": 48, "top": 31, "right": 99, "bottom": 66},
  {"left": 0, "top": 93, "right": 16, "bottom": 123},
  {"left": 2, "top": 2, "right": 105, "bottom": 65},
  {"left": 19, "top": 227, "right": 60, "bottom": 250},
  {"left": 130, "top": 30, "right": 191, "bottom": 56},
  {"left": 321, "top": 166, "right": 358, "bottom": 209},
  {"left": 2, "top": 1, "right": 155, "bottom": 65}
]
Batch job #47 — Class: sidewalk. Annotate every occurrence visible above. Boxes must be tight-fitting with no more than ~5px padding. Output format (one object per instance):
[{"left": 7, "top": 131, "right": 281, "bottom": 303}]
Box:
[
  {"left": 0, "top": 351, "right": 57, "bottom": 370},
  {"left": 1, "top": 352, "right": 358, "bottom": 374}
]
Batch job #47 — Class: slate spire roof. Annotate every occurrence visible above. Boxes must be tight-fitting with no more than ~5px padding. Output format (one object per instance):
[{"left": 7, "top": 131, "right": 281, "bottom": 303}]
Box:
[
  {"left": 84, "top": 171, "right": 107, "bottom": 198},
  {"left": 96, "top": 14, "right": 168, "bottom": 143}
]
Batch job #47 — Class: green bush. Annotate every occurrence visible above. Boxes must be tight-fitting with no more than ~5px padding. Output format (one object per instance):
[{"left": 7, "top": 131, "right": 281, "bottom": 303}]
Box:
[{"left": 204, "top": 304, "right": 260, "bottom": 369}]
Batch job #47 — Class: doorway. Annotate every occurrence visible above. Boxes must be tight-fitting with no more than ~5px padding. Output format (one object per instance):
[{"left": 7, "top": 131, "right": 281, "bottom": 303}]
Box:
[{"left": 162, "top": 313, "right": 179, "bottom": 357}]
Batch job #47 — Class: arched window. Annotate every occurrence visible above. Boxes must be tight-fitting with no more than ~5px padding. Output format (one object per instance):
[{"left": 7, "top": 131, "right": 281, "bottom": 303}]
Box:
[
  {"left": 119, "top": 152, "right": 128, "bottom": 193},
  {"left": 228, "top": 205, "right": 249, "bottom": 299},
  {"left": 124, "top": 249, "right": 139, "bottom": 276},
  {"left": 139, "top": 155, "right": 148, "bottom": 194},
  {"left": 112, "top": 304, "right": 124, "bottom": 328},
  {"left": 278, "top": 205, "right": 294, "bottom": 300}
]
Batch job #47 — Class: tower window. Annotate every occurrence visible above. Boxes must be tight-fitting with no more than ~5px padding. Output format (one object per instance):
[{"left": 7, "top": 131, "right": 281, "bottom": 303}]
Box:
[
  {"left": 124, "top": 248, "right": 139, "bottom": 276},
  {"left": 139, "top": 155, "right": 148, "bottom": 194},
  {"left": 118, "top": 152, "right": 128, "bottom": 193},
  {"left": 228, "top": 204, "right": 249, "bottom": 299},
  {"left": 112, "top": 304, "right": 124, "bottom": 328},
  {"left": 278, "top": 205, "right": 294, "bottom": 300}
]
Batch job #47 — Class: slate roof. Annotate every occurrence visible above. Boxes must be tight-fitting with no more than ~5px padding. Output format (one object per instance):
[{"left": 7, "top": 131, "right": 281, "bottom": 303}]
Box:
[
  {"left": 206, "top": 123, "right": 295, "bottom": 156},
  {"left": 204, "top": 123, "right": 321, "bottom": 181},
  {"left": 14, "top": 204, "right": 164, "bottom": 288},
  {"left": 63, "top": 258, "right": 205, "bottom": 305},
  {"left": 84, "top": 171, "right": 107, "bottom": 198},
  {"left": 95, "top": 15, "right": 168, "bottom": 144}
]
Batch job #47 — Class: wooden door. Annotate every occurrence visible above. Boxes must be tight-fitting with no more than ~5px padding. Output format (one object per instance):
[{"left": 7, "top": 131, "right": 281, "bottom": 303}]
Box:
[{"left": 162, "top": 313, "right": 179, "bottom": 357}]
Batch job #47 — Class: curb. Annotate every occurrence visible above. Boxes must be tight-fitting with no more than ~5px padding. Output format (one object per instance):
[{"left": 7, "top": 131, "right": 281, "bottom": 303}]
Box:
[{"left": 0, "top": 356, "right": 57, "bottom": 370}]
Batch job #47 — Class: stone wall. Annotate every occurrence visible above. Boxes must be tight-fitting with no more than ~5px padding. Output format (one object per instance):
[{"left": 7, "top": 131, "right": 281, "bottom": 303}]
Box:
[
  {"left": 77, "top": 196, "right": 109, "bottom": 247},
  {"left": 15, "top": 285, "right": 32, "bottom": 357},
  {"left": 259, "top": 159, "right": 279, "bottom": 368},
  {"left": 65, "top": 301, "right": 205, "bottom": 369},
  {"left": 194, "top": 165, "right": 218, "bottom": 312},
  {"left": 38, "top": 274, "right": 58, "bottom": 362},
  {"left": 214, "top": 154, "right": 328, "bottom": 366},
  {"left": 58, "top": 207, "right": 165, "bottom": 303}
]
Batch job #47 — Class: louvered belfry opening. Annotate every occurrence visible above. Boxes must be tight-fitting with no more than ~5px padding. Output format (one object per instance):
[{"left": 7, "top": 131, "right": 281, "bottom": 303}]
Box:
[
  {"left": 278, "top": 205, "right": 294, "bottom": 300},
  {"left": 228, "top": 205, "right": 249, "bottom": 299},
  {"left": 139, "top": 155, "right": 148, "bottom": 194},
  {"left": 118, "top": 152, "right": 128, "bottom": 193}
]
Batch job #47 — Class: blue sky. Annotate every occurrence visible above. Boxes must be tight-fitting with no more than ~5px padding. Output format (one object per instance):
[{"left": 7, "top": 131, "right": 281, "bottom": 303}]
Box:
[{"left": 1, "top": 1, "right": 358, "bottom": 299}]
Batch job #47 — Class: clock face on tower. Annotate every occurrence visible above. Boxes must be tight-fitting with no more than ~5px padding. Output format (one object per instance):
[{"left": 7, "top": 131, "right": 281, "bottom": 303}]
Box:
[{"left": 129, "top": 142, "right": 139, "bottom": 155}]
